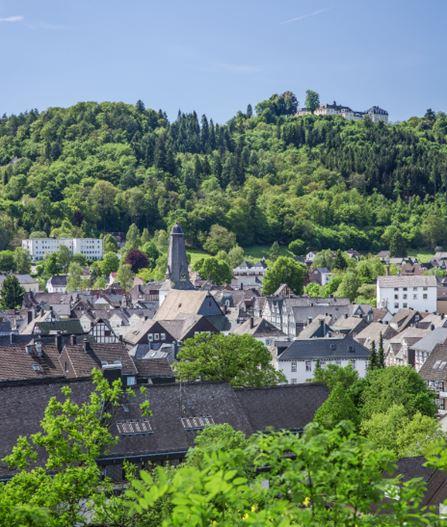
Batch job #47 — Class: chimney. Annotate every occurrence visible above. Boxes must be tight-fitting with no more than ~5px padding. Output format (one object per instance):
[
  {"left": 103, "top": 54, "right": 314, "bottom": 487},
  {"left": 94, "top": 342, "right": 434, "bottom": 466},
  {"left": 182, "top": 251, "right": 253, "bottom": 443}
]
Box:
[
  {"left": 27, "top": 310, "right": 33, "bottom": 324},
  {"left": 249, "top": 317, "right": 254, "bottom": 329},
  {"left": 430, "top": 324, "right": 435, "bottom": 331},
  {"left": 70, "top": 334, "right": 77, "bottom": 345},
  {"left": 83, "top": 337, "right": 90, "bottom": 353},
  {"left": 344, "top": 313, "right": 349, "bottom": 319},
  {"left": 34, "top": 339, "right": 43, "bottom": 358},
  {"left": 55, "top": 332, "right": 63, "bottom": 353},
  {"left": 101, "top": 362, "right": 122, "bottom": 385}
]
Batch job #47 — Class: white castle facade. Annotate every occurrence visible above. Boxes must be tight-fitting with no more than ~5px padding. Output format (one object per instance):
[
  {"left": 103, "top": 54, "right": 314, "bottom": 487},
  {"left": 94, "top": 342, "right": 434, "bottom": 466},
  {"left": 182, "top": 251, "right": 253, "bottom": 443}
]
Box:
[{"left": 297, "top": 101, "right": 388, "bottom": 123}]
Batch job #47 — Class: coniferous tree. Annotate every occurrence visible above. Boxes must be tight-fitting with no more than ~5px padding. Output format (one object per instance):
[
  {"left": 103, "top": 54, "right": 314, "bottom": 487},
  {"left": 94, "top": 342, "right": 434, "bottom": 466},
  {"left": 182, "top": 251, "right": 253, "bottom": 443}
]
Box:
[
  {"left": 246, "top": 104, "right": 253, "bottom": 118},
  {"left": 369, "top": 341, "right": 378, "bottom": 370},
  {"left": 0, "top": 275, "right": 25, "bottom": 309},
  {"left": 378, "top": 332, "right": 385, "bottom": 368}
]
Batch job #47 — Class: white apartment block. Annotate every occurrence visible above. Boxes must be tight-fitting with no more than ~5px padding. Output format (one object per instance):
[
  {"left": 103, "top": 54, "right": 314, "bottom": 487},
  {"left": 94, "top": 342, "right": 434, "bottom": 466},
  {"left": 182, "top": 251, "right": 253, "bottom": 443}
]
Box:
[
  {"left": 377, "top": 275, "right": 437, "bottom": 314},
  {"left": 22, "top": 238, "right": 103, "bottom": 261}
]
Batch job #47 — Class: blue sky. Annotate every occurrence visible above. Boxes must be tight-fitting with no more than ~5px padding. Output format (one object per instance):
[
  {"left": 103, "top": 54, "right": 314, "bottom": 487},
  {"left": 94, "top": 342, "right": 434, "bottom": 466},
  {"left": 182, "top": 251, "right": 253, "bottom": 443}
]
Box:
[{"left": 0, "top": 0, "right": 446, "bottom": 123}]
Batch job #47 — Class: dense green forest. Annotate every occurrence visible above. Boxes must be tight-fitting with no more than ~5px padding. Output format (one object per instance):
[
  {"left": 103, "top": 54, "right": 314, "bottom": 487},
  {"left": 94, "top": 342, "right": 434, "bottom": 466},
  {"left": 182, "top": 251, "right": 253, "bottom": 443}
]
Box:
[{"left": 1, "top": 91, "right": 447, "bottom": 253}]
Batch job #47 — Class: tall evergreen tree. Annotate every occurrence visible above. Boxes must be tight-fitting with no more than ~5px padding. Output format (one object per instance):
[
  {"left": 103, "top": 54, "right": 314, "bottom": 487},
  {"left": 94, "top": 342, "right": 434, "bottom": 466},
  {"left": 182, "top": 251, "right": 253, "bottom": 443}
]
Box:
[
  {"left": 377, "top": 333, "right": 385, "bottom": 368},
  {"left": 246, "top": 104, "right": 253, "bottom": 118},
  {"left": 0, "top": 275, "right": 25, "bottom": 309},
  {"left": 369, "top": 341, "right": 378, "bottom": 370}
]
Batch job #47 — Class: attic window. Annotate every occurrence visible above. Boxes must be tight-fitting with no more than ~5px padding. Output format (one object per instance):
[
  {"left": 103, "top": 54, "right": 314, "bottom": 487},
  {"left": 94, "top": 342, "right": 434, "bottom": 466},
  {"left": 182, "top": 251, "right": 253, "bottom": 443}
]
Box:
[
  {"left": 181, "top": 416, "right": 214, "bottom": 430},
  {"left": 116, "top": 419, "right": 153, "bottom": 435},
  {"left": 433, "top": 360, "right": 447, "bottom": 370},
  {"left": 32, "top": 363, "right": 43, "bottom": 372}
]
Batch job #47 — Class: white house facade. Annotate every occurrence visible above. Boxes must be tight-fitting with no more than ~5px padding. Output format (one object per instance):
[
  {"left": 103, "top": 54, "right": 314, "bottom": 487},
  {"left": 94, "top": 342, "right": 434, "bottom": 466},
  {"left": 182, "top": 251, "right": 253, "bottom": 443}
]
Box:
[
  {"left": 22, "top": 238, "right": 103, "bottom": 261},
  {"left": 377, "top": 275, "right": 437, "bottom": 314},
  {"left": 276, "top": 335, "right": 369, "bottom": 384}
]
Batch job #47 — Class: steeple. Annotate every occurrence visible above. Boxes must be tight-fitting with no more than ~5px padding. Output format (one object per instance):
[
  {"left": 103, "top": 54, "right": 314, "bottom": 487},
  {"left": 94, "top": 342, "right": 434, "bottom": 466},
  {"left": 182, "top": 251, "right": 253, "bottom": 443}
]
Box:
[{"left": 166, "top": 223, "right": 193, "bottom": 290}]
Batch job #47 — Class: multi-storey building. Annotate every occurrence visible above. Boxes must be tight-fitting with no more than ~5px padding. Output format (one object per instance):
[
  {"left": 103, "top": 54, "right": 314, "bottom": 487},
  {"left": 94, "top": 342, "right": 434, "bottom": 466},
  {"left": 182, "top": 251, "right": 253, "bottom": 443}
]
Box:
[
  {"left": 376, "top": 275, "right": 437, "bottom": 314},
  {"left": 22, "top": 238, "right": 103, "bottom": 261},
  {"left": 296, "top": 101, "right": 389, "bottom": 123}
]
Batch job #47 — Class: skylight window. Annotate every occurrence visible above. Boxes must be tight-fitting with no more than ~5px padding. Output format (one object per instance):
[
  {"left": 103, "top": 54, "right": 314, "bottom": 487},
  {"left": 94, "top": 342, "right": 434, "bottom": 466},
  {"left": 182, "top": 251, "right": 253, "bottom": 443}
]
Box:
[
  {"left": 181, "top": 416, "right": 214, "bottom": 430},
  {"left": 116, "top": 419, "right": 153, "bottom": 435}
]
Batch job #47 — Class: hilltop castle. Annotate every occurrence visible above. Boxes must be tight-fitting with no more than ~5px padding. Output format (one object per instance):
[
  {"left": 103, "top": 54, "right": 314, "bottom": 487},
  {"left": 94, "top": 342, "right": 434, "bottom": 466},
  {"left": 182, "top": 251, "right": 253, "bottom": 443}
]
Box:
[{"left": 296, "top": 101, "right": 388, "bottom": 123}]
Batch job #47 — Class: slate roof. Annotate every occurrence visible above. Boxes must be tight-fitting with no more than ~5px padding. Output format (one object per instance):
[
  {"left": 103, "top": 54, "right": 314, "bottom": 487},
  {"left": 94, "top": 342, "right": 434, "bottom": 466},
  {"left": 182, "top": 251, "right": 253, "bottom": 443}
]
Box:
[
  {"left": 48, "top": 275, "right": 68, "bottom": 287},
  {"left": 0, "top": 380, "right": 328, "bottom": 479},
  {"left": 331, "top": 315, "right": 367, "bottom": 333},
  {"left": 355, "top": 322, "right": 396, "bottom": 345},
  {"left": 0, "top": 343, "right": 64, "bottom": 383},
  {"left": 63, "top": 342, "right": 137, "bottom": 378},
  {"left": 411, "top": 328, "right": 447, "bottom": 353},
  {"left": 232, "top": 317, "right": 286, "bottom": 338},
  {"left": 377, "top": 275, "right": 437, "bottom": 288},
  {"left": 419, "top": 344, "right": 447, "bottom": 382},
  {"left": 235, "top": 383, "right": 328, "bottom": 431},
  {"left": 297, "top": 315, "right": 332, "bottom": 339},
  {"left": 35, "top": 319, "right": 84, "bottom": 335},
  {"left": 396, "top": 457, "right": 447, "bottom": 507},
  {"left": 278, "top": 335, "right": 370, "bottom": 361},
  {"left": 134, "top": 358, "right": 174, "bottom": 379},
  {"left": 155, "top": 290, "right": 224, "bottom": 320}
]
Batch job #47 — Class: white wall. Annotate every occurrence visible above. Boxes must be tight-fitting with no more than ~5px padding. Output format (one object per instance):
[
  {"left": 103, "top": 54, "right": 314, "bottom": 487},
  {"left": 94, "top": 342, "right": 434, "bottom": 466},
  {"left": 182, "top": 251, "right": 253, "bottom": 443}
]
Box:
[
  {"left": 377, "top": 284, "right": 437, "bottom": 314},
  {"left": 278, "top": 357, "right": 368, "bottom": 384},
  {"left": 22, "top": 238, "right": 103, "bottom": 261}
]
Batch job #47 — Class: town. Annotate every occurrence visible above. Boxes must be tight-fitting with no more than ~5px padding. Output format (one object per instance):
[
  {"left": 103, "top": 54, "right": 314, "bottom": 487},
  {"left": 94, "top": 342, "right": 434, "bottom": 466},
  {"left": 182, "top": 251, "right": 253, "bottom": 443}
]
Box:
[
  {"left": 2, "top": 223, "right": 447, "bottom": 515},
  {"left": 1, "top": 0, "right": 446, "bottom": 520}
]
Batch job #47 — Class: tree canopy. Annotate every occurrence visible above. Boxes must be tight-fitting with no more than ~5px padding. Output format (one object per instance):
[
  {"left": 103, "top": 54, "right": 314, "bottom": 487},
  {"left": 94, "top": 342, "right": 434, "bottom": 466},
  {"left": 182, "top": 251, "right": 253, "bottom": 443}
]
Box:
[{"left": 175, "top": 333, "right": 285, "bottom": 388}]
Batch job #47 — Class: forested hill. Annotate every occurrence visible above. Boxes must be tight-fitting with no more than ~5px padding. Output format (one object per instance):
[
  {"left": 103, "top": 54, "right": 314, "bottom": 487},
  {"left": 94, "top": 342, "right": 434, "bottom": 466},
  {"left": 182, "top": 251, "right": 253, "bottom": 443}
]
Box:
[{"left": 1, "top": 91, "right": 447, "bottom": 253}]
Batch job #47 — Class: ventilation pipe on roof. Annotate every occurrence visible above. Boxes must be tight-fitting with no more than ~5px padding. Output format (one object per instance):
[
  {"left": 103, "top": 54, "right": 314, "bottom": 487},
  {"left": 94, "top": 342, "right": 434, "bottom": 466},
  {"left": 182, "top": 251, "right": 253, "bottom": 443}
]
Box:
[
  {"left": 34, "top": 339, "right": 43, "bottom": 358},
  {"left": 70, "top": 334, "right": 77, "bottom": 345},
  {"left": 83, "top": 337, "right": 90, "bottom": 353},
  {"left": 55, "top": 332, "right": 63, "bottom": 353},
  {"left": 249, "top": 317, "right": 254, "bottom": 329}
]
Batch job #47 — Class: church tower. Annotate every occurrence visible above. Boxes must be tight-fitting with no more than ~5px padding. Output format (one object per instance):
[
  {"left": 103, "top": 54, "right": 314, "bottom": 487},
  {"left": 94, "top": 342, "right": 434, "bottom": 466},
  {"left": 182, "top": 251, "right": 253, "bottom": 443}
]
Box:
[
  {"left": 159, "top": 223, "right": 194, "bottom": 304},
  {"left": 166, "top": 223, "right": 193, "bottom": 289}
]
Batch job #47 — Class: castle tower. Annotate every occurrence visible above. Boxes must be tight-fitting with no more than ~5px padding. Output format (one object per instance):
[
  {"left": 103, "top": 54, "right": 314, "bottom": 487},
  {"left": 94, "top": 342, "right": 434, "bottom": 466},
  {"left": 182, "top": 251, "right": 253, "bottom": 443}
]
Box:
[{"left": 159, "top": 223, "right": 194, "bottom": 304}]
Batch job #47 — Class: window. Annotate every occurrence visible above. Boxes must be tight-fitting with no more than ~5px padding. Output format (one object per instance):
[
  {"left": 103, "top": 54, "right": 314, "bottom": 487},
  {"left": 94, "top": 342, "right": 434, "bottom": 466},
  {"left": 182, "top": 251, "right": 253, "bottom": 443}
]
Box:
[
  {"left": 148, "top": 334, "right": 154, "bottom": 342},
  {"left": 291, "top": 378, "right": 297, "bottom": 384},
  {"left": 181, "top": 416, "right": 214, "bottom": 430},
  {"left": 403, "top": 287, "right": 407, "bottom": 291},
  {"left": 394, "top": 294, "right": 398, "bottom": 300},
  {"left": 126, "top": 376, "right": 136, "bottom": 386},
  {"left": 154, "top": 333, "right": 160, "bottom": 341},
  {"left": 423, "top": 287, "right": 428, "bottom": 291},
  {"left": 394, "top": 303, "right": 399, "bottom": 309},
  {"left": 423, "top": 294, "right": 428, "bottom": 300},
  {"left": 160, "top": 333, "right": 166, "bottom": 341},
  {"left": 116, "top": 420, "right": 153, "bottom": 435},
  {"left": 394, "top": 287, "right": 398, "bottom": 291},
  {"left": 403, "top": 303, "right": 407, "bottom": 308},
  {"left": 291, "top": 361, "right": 297, "bottom": 372},
  {"left": 402, "top": 294, "right": 407, "bottom": 300},
  {"left": 413, "top": 294, "right": 417, "bottom": 299},
  {"left": 350, "top": 359, "right": 356, "bottom": 367},
  {"left": 305, "top": 360, "right": 312, "bottom": 372}
]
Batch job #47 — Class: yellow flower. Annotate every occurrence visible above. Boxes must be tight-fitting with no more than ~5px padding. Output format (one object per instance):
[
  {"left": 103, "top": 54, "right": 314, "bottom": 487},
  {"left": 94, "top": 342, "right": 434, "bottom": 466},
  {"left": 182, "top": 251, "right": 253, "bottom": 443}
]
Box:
[
  {"left": 251, "top": 505, "right": 258, "bottom": 512},
  {"left": 303, "top": 496, "right": 311, "bottom": 507}
]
